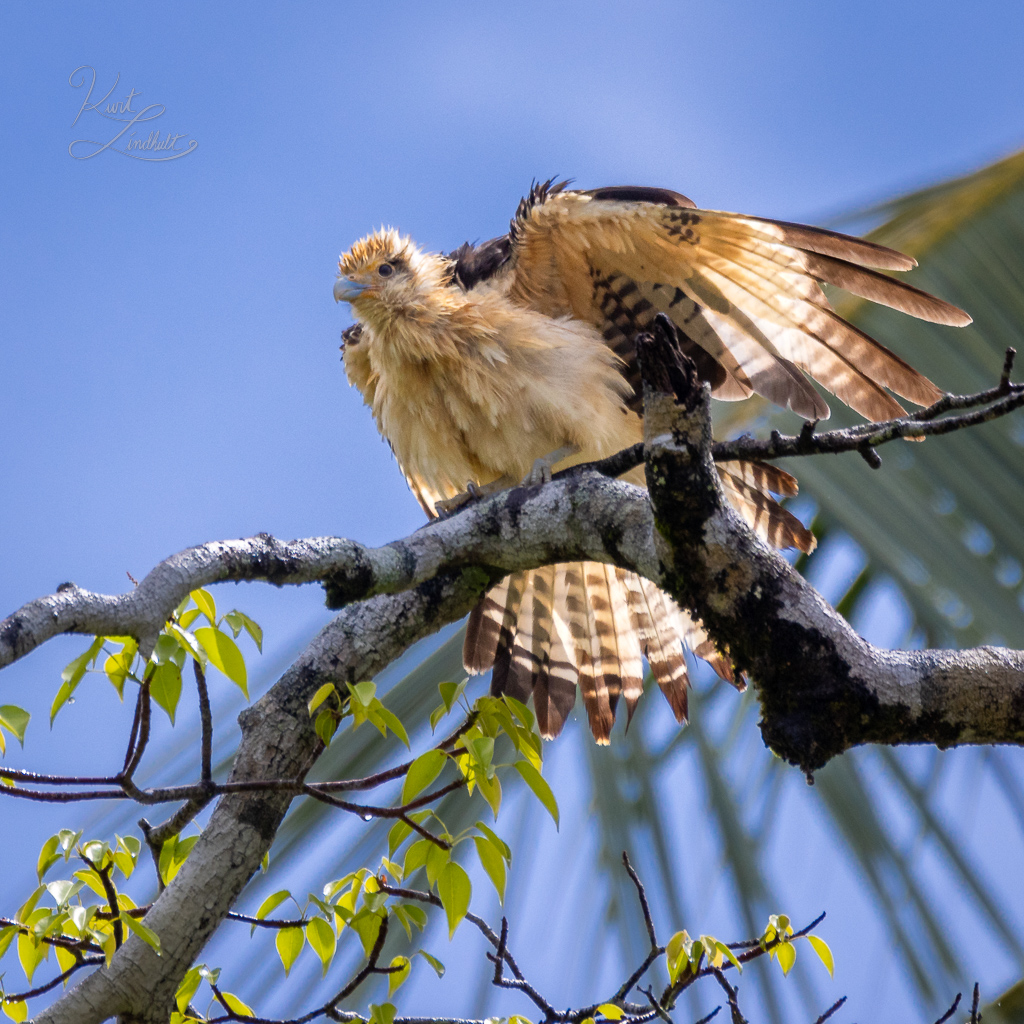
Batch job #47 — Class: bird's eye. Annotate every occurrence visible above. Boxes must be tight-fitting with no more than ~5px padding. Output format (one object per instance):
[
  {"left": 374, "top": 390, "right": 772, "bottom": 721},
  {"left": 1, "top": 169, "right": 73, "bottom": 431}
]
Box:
[{"left": 378, "top": 263, "right": 394, "bottom": 278}]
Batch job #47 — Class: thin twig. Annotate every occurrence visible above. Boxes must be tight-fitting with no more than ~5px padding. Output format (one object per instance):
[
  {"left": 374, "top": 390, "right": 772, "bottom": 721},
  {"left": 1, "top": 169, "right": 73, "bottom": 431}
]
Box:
[
  {"left": 640, "top": 985, "right": 675, "bottom": 1024},
  {"left": 118, "top": 679, "right": 151, "bottom": 794},
  {"left": 196, "top": 661, "right": 213, "bottom": 784},
  {"left": 1, "top": 955, "right": 103, "bottom": 1002},
  {"left": 622, "top": 851, "right": 659, "bottom": 947},
  {"left": 971, "top": 982, "right": 981, "bottom": 1024},
  {"left": 812, "top": 996, "right": 847, "bottom": 1024},
  {"left": 83, "top": 855, "right": 123, "bottom": 948},
  {"left": 932, "top": 992, "right": 961, "bottom": 1024},
  {"left": 121, "top": 682, "right": 146, "bottom": 774},
  {"left": 0, "top": 917, "right": 102, "bottom": 954},
  {"left": 710, "top": 969, "right": 748, "bottom": 1024},
  {"left": 326, "top": 913, "right": 390, "bottom": 1009},
  {"left": 561, "top": 357, "right": 1024, "bottom": 482},
  {"left": 692, "top": 1009, "right": 722, "bottom": 1024}
]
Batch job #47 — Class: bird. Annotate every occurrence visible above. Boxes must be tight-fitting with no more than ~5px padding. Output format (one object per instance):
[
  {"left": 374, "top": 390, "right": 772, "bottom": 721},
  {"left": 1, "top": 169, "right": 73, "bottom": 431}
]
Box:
[{"left": 333, "top": 180, "right": 970, "bottom": 743}]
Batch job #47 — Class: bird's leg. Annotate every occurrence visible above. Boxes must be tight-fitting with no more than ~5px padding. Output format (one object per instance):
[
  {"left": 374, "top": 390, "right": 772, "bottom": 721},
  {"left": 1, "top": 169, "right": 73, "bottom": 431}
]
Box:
[
  {"left": 435, "top": 445, "right": 579, "bottom": 514},
  {"left": 522, "top": 444, "right": 580, "bottom": 487},
  {"left": 435, "top": 476, "right": 515, "bottom": 514}
]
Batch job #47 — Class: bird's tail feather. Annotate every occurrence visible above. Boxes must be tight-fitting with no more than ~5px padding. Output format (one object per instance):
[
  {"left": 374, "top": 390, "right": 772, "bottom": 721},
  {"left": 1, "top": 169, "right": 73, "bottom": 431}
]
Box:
[{"left": 464, "top": 457, "right": 804, "bottom": 741}]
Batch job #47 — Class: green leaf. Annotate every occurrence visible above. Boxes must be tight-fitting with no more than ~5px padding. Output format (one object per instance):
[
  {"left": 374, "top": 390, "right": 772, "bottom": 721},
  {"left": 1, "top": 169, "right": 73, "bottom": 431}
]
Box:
[
  {"left": 425, "top": 840, "right": 450, "bottom": 887},
  {"left": 403, "top": 839, "right": 431, "bottom": 880},
  {"left": 52, "top": 637, "right": 105, "bottom": 724},
  {"left": 514, "top": 761, "right": 559, "bottom": 827},
  {"left": 806, "top": 934, "right": 834, "bottom": 977},
  {"left": 2, "top": 1000, "right": 27, "bottom": 1022},
  {"left": 151, "top": 632, "right": 185, "bottom": 666},
  {"left": 666, "top": 930, "right": 690, "bottom": 984},
  {"left": 502, "top": 693, "right": 535, "bottom": 731},
  {"left": 387, "top": 820, "right": 413, "bottom": 858},
  {"left": 437, "top": 861, "right": 471, "bottom": 938},
  {"left": 0, "top": 705, "right": 30, "bottom": 748},
  {"left": 175, "top": 965, "right": 203, "bottom": 1013},
  {"left": 17, "top": 930, "right": 45, "bottom": 984},
  {"left": 402, "top": 750, "right": 448, "bottom": 805},
  {"left": 255, "top": 890, "right": 291, "bottom": 922},
  {"left": 219, "top": 991, "right": 254, "bottom": 1017},
  {"left": 387, "top": 955, "right": 411, "bottom": 997},
  {"left": 103, "top": 638, "right": 138, "bottom": 698},
  {"left": 194, "top": 628, "right": 248, "bottom": 698},
  {"left": 350, "top": 908, "right": 383, "bottom": 956},
  {"left": 369, "top": 1003, "right": 396, "bottom": 1024},
  {"left": 168, "top": 624, "right": 204, "bottom": 664},
  {"left": 775, "top": 940, "right": 796, "bottom": 976},
  {"left": 150, "top": 662, "right": 183, "bottom": 725},
  {"left": 306, "top": 916, "right": 336, "bottom": 975},
  {"left": 158, "top": 835, "right": 198, "bottom": 886},
  {"left": 72, "top": 869, "right": 106, "bottom": 899},
  {"left": 474, "top": 836, "right": 507, "bottom": 903},
  {"left": 45, "top": 879, "right": 81, "bottom": 906},
  {"left": 376, "top": 705, "right": 410, "bottom": 748},
  {"left": 121, "top": 912, "right": 162, "bottom": 955},
  {"left": 350, "top": 681, "right": 376, "bottom": 707},
  {"left": 189, "top": 588, "right": 217, "bottom": 625},
  {"left": 16, "top": 886, "right": 45, "bottom": 923},
  {"left": 466, "top": 735, "right": 494, "bottom": 768},
  {"left": 715, "top": 940, "right": 743, "bottom": 972},
  {"left": 308, "top": 683, "right": 336, "bottom": 715},
  {"left": 475, "top": 770, "right": 501, "bottom": 820},
  {"left": 275, "top": 926, "right": 304, "bottom": 975},
  {"left": 314, "top": 709, "right": 339, "bottom": 746},
  {"left": 474, "top": 821, "right": 511, "bottom": 862},
  {"left": 438, "top": 679, "right": 466, "bottom": 712},
  {"left": 36, "top": 835, "right": 60, "bottom": 882},
  {"left": 233, "top": 611, "right": 263, "bottom": 652},
  {"left": 178, "top": 608, "right": 201, "bottom": 630},
  {"left": 403, "top": 905, "right": 428, "bottom": 930},
  {"left": 597, "top": 1005, "right": 625, "bottom": 1021},
  {"left": 0, "top": 924, "right": 17, "bottom": 959}
]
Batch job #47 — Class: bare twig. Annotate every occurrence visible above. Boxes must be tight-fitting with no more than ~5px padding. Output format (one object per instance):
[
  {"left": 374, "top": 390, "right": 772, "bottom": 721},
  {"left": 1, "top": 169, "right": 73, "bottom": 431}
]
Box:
[
  {"left": 812, "top": 996, "right": 847, "bottom": 1024},
  {"left": 932, "top": 992, "right": 961, "bottom": 1024},
  {"left": 563, "top": 352, "right": 1024, "bottom": 482},
  {"left": 640, "top": 985, "right": 675, "bottom": 1024},
  {"left": 710, "top": 969, "right": 748, "bottom": 1024},
  {"left": 1, "top": 955, "right": 103, "bottom": 1003},
  {"left": 196, "top": 661, "right": 213, "bottom": 784},
  {"left": 692, "top": 1009, "right": 722, "bottom": 1024},
  {"left": 623, "top": 851, "right": 659, "bottom": 948}
]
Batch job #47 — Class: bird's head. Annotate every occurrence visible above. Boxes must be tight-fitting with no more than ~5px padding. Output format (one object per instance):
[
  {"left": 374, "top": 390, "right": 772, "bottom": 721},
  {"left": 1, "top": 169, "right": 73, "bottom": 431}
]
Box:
[{"left": 334, "top": 228, "right": 448, "bottom": 328}]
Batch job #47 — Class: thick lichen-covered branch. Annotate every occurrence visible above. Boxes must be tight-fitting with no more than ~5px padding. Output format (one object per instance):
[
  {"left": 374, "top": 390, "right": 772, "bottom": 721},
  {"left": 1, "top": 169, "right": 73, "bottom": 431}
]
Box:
[{"left": 635, "top": 318, "right": 1024, "bottom": 771}]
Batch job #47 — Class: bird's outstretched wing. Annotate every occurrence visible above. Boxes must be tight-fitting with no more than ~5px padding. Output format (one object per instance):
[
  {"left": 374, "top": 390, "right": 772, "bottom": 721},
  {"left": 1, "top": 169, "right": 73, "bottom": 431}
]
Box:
[
  {"left": 444, "top": 182, "right": 969, "bottom": 740},
  {"left": 472, "top": 180, "right": 970, "bottom": 423}
]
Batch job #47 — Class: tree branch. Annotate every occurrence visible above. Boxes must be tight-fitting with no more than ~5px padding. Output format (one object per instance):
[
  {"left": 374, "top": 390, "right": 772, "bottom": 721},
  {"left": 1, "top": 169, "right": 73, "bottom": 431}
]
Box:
[{"left": 6, "top": 320, "right": 1024, "bottom": 1022}]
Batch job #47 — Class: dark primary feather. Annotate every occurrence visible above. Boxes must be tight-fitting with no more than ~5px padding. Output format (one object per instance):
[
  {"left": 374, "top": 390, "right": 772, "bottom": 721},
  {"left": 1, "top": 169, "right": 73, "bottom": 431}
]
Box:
[
  {"left": 583, "top": 185, "right": 697, "bottom": 208},
  {"left": 449, "top": 235, "right": 512, "bottom": 290}
]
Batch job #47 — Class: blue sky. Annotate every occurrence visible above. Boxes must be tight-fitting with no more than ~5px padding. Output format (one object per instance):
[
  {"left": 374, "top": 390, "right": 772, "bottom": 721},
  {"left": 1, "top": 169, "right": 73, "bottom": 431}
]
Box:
[{"left": 2, "top": 2, "right": 1024, "bottom": 1021}]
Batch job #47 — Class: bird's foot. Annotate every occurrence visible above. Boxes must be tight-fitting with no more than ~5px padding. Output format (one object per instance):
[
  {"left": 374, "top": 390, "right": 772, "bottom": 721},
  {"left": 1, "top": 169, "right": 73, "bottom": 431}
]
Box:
[
  {"left": 520, "top": 444, "right": 580, "bottom": 487},
  {"left": 435, "top": 478, "right": 510, "bottom": 515}
]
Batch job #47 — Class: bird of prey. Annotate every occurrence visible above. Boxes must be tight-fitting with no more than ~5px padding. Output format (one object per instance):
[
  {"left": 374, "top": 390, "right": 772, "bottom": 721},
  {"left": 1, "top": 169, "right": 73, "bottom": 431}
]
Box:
[{"left": 334, "top": 180, "right": 970, "bottom": 742}]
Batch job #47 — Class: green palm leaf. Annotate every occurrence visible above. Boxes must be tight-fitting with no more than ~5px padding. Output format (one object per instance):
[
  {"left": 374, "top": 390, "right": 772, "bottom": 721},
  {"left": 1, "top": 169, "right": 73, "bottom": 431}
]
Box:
[{"left": 772, "top": 148, "right": 1024, "bottom": 646}]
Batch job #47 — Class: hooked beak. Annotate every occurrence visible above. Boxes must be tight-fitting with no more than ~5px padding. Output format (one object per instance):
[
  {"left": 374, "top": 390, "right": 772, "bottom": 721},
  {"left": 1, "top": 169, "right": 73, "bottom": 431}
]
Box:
[{"left": 333, "top": 277, "right": 368, "bottom": 303}]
